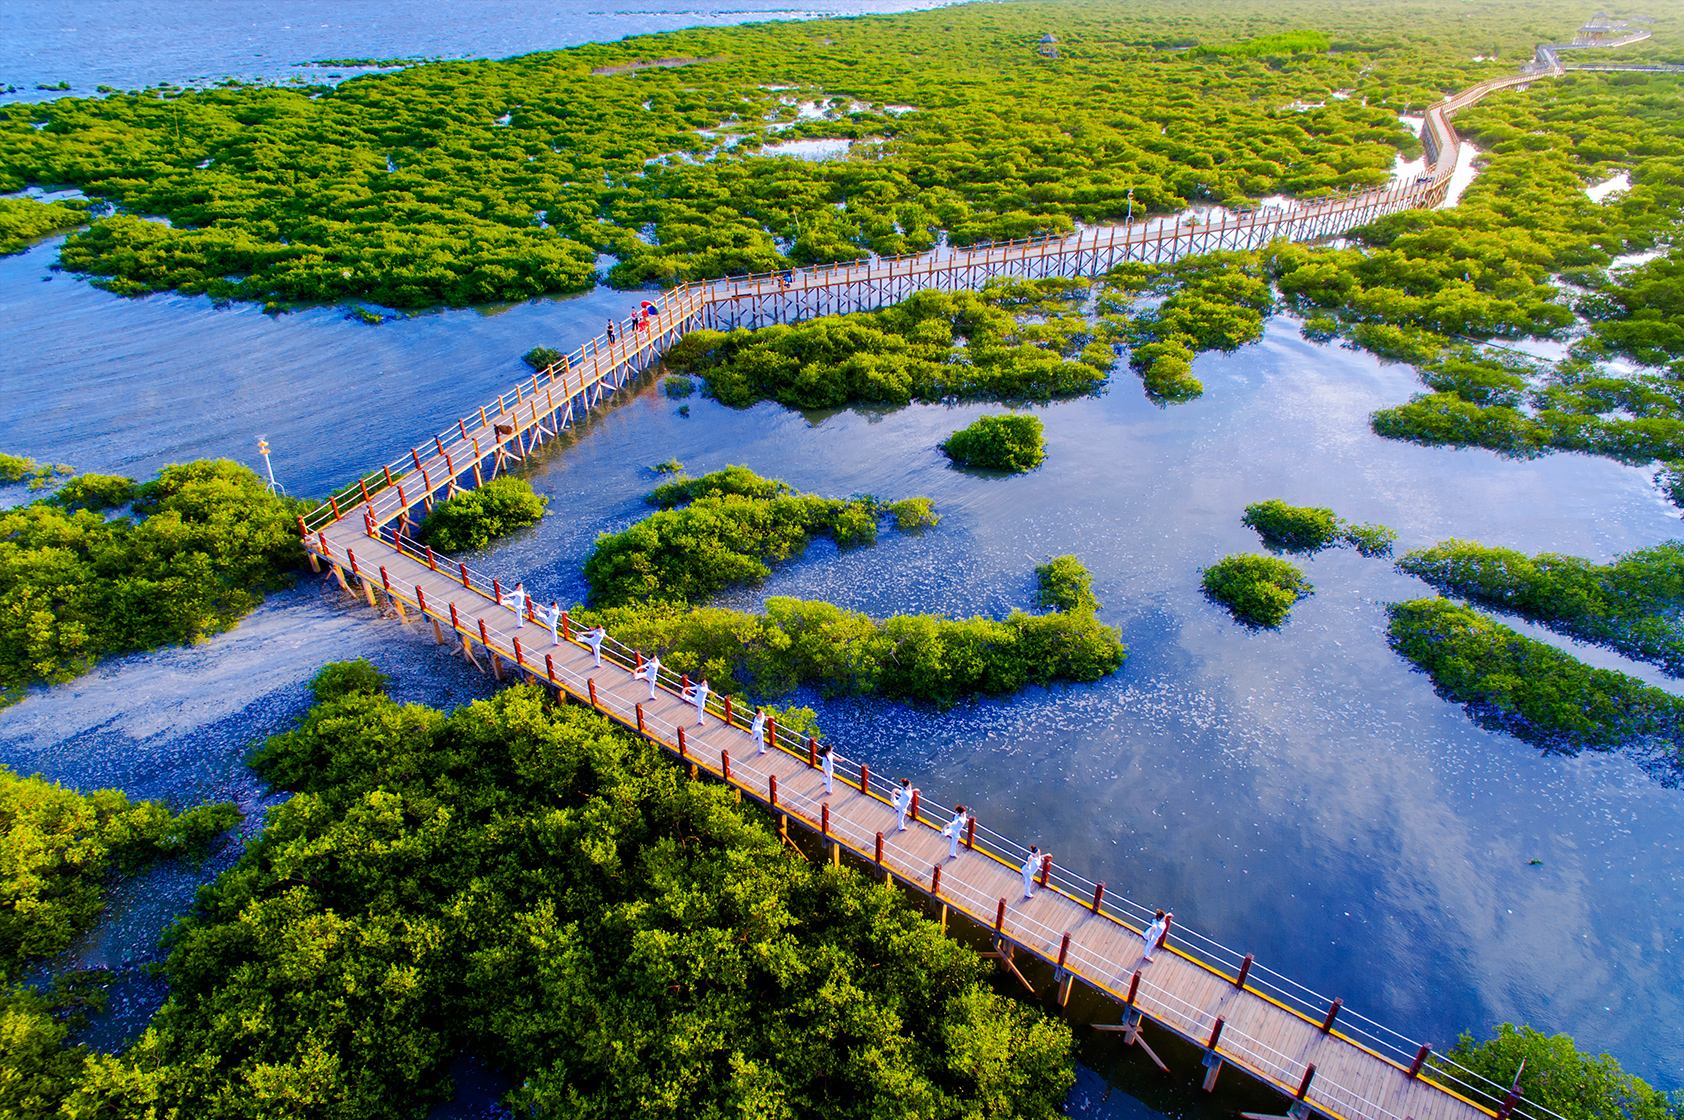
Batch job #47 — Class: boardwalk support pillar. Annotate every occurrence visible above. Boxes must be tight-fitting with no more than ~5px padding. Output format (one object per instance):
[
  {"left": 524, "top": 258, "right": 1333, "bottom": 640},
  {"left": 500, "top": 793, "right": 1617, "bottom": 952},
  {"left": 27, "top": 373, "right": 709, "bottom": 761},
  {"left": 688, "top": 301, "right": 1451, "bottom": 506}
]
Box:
[{"left": 1201, "top": 1017, "right": 1225, "bottom": 1091}]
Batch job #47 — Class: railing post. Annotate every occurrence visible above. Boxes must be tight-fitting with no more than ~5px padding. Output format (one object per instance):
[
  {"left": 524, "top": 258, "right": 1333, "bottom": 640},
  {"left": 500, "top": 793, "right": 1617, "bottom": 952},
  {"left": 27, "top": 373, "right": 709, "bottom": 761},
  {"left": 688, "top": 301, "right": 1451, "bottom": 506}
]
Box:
[
  {"left": 1297, "top": 1063, "right": 1317, "bottom": 1101},
  {"left": 1235, "top": 953, "right": 1253, "bottom": 989},
  {"left": 449, "top": 603, "right": 460, "bottom": 631},
  {"left": 859, "top": 762, "right": 870, "bottom": 794},
  {"left": 561, "top": 611, "right": 571, "bottom": 640},
  {"left": 908, "top": 788, "right": 920, "bottom": 824},
  {"left": 875, "top": 832, "right": 884, "bottom": 864},
  {"left": 513, "top": 636, "right": 524, "bottom": 666},
  {"left": 459, "top": 562, "right": 470, "bottom": 589},
  {"left": 723, "top": 695, "right": 733, "bottom": 725},
  {"left": 587, "top": 678, "right": 598, "bottom": 707},
  {"left": 383, "top": 465, "right": 394, "bottom": 488},
  {"left": 636, "top": 704, "right": 646, "bottom": 735},
  {"left": 765, "top": 713, "right": 777, "bottom": 749},
  {"left": 807, "top": 736, "right": 818, "bottom": 766},
  {"left": 768, "top": 773, "right": 778, "bottom": 807},
  {"left": 1091, "top": 882, "right": 1105, "bottom": 913},
  {"left": 1057, "top": 932, "right": 1071, "bottom": 970},
  {"left": 931, "top": 863, "right": 942, "bottom": 895},
  {"left": 1206, "top": 1017, "right": 1225, "bottom": 1052},
  {"left": 416, "top": 586, "right": 428, "bottom": 613},
  {"left": 677, "top": 725, "right": 687, "bottom": 756},
  {"left": 1158, "top": 913, "right": 1173, "bottom": 949},
  {"left": 346, "top": 549, "right": 359, "bottom": 577},
  {"left": 1321, "top": 998, "right": 1342, "bottom": 1032},
  {"left": 379, "top": 565, "right": 391, "bottom": 592},
  {"left": 493, "top": 577, "right": 503, "bottom": 602},
  {"left": 478, "top": 618, "right": 490, "bottom": 647},
  {"left": 1409, "top": 1043, "right": 1431, "bottom": 1079},
  {"left": 964, "top": 815, "right": 976, "bottom": 850},
  {"left": 721, "top": 749, "right": 731, "bottom": 781},
  {"left": 994, "top": 898, "right": 1007, "bottom": 933},
  {"left": 1038, "top": 853, "right": 1052, "bottom": 887},
  {"left": 821, "top": 802, "right": 830, "bottom": 835},
  {"left": 1125, "top": 970, "right": 1141, "bottom": 1008},
  {"left": 329, "top": 495, "right": 341, "bottom": 520},
  {"left": 545, "top": 654, "right": 557, "bottom": 684},
  {"left": 425, "top": 546, "right": 437, "bottom": 571}
]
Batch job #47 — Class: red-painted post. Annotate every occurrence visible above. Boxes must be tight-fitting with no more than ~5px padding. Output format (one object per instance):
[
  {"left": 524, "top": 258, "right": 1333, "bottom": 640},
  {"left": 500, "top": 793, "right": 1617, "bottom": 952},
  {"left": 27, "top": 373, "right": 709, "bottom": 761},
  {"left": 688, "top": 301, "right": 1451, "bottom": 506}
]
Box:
[
  {"left": 359, "top": 479, "right": 371, "bottom": 505},
  {"left": 545, "top": 654, "right": 557, "bottom": 684},
  {"left": 677, "top": 726, "right": 687, "bottom": 757},
  {"left": 513, "top": 637, "right": 525, "bottom": 666},
  {"left": 493, "top": 578, "right": 503, "bottom": 602},
  {"left": 908, "top": 788, "right": 921, "bottom": 824},
  {"left": 1039, "top": 853, "right": 1052, "bottom": 888},
  {"left": 297, "top": 515, "right": 308, "bottom": 539},
  {"left": 859, "top": 762, "right": 870, "bottom": 794},
  {"left": 807, "top": 736, "right": 818, "bottom": 766},
  {"left": 1158, "top": 913, "right": 1174, "bottom": 949},
  {"left": 425, "top": 546, "right": 438, "bottom": 571},
  {"left": 765, "top": 714, "right": 777, "bottom": 749},
  {"left": 635, "top": 650, "right": 643, "bottom": 670},
  {"left": 416, "top": 586, "right": 428, "bottom": 613},
  {"left": 459, "top": 419, "right": 468, "bottom": 439},
  {"left": 964, "top": 815, "right": 976, "bottom": 851},
  {"left": 1206, "top": 1017, "right": 1225, "bottom": 1052},
  {"left": 636, "top": 704, "right": 646, "bottom": 735},
  {"left": 723, "top": 695, "right": 733, "bottom": 725},
  {"left": 434, "top": 436, "right": 445, "bottom": 456},
  {"left": 478, "top": 618, "right": 490, "bottom": 646},
  {"left": 1321, "top": 999, "right": 1343, "bottom": 1033},
  {"left": 821, "top": 803, "right": 830, "bottom": 835},
  {"left": 1091, "top": 882, "right": 1105, "bottom": 914},
  {"left": 421, "top": 467, "right": 433, "bottom": 494},
  {"left": 445, "top": 452, "right": 456, "bottom": 478},
  {"left": 1057, "top": 932, "right": 1071, "bottom": 970},
  {"left": 931, "top": 863, "right": 942, "bottom": 896},
  {"left": 1408, "top": 1044, "right": 1431, "bottom": 1079},
  {"left": 721, "top": 750, "right": 731, "bottom": 782},
  {"left": 1297, "top": 1064, "right": 1317, "bottom": 1101},
  {"left": 459, "top": 563, "right": 471, "bottom": 589},
  {"left": 681, "top": 673, "right": 690, "bottom": 692},
  {"left": 874, "top": 832, "right": 884, "bottom": 864},
  {"left": 768, "top": 774, "right": 778, "bottom": 807},
  {"left": 346, "top": 549, "right": 360, "bottom": 577},
  {"left": 561, "top": 611, "right": 571, "bottom": 640},
  {"left": 330, "top": 495, "right": 341, "bottom": 520},
  {"left": 1125, "top": 970, "right": 1142, "bottom": 1008},
  {"left": 994, "top": 898, "right": 1007, "bottom": 933},
  {"left": 587, "top": 678, "right": 598, "bottom": 707},
  {"left": 1235, "top": 953, "right": 1254, "bottom": 989},
  {"left": 411, "top": 448, "right": 422, "bottom": 470},
  {"left": 317, "top": 531, "right": 329, "bottom": 555},
  {"left": 380, "top": 566, "right": 392, "bottom": 592},
  {"left": 449, "top": 603, "right": 461, "bottom": 630},
  {"left": 383, "top": 465, "right": 394, "bottom": 488}
]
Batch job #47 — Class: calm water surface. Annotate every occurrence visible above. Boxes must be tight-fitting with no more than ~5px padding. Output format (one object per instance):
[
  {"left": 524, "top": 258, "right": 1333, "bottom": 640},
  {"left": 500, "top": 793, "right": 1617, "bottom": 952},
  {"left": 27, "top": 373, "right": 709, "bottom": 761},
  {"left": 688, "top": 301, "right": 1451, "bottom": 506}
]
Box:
[{"left": 0, "top": 0, "right": 1680, "bottom": 1108}]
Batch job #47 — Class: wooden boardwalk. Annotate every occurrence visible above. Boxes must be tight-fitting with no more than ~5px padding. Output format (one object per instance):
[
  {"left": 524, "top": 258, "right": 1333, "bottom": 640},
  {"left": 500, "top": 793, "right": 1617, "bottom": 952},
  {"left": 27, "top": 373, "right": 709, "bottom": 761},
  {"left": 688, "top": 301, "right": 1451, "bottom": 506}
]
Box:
[{"left": 291, "top": 40, "right": 1656, "bottom": 1120}]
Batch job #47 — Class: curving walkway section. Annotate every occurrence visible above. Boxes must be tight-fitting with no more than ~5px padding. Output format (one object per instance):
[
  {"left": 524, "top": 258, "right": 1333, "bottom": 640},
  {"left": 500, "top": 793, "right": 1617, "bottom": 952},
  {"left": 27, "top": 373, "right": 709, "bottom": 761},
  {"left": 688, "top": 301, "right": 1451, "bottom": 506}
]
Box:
[{"left": 294, "top": 33, "right": 1657, "bottom": 1120}]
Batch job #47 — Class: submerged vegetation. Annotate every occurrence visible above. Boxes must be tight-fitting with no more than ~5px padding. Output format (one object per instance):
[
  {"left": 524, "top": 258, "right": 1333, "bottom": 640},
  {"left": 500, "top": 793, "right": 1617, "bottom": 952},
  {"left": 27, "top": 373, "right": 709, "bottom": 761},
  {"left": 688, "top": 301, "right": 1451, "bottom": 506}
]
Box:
[
  {"left": 1100, "top": 253, "right": 1273, "bottom": 401},
  {"left": 0, "top": 197, "right": 88, "bottom": 255},
  {"left": 586, "top": 466, "right": 928, "bottom": 607},
  {"left": 0, "top": 460, "right": 305, "bottom": 705},
  {"left": 416, "top": 476, "right": 548, "bottom": 552},
  {"left": 4, "top": 672, "right": 1075, "bottom": 1117},
  {"left": 1242, "top": 499, "right": 1396, "bottom": 556},
  {"left": 1202, "top": 553, "right": 1313, "bottom": 628},
  {"left": 1386, "top": 599, "right": 1684, "bottom": 774},
  {"left": 665, "top": 281, "right": 1110, "bottom": 410},
  {"left": 941, "top": 413, "right": 1046, "bottom": 473},
  {"left": 1398, "top": 540, "right": 1684, "bottom": 676}
]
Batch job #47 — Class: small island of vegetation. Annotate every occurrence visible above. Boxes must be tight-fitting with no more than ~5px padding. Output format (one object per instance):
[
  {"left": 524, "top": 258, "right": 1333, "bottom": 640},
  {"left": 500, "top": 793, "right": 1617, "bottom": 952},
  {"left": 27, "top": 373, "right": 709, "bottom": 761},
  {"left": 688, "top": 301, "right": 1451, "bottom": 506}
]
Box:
[
  {"left": 941, "top": 413, "right": 1046, "bottom": 473},
  {"left": 1242, "top": 499, "right": 1397, "bottom": 556},
  {"left": 1202, "top": 553, "right": 1314, "bottom": 628},
  {"left": 416, "top": 476, "right": 548, "bottom": 552}
]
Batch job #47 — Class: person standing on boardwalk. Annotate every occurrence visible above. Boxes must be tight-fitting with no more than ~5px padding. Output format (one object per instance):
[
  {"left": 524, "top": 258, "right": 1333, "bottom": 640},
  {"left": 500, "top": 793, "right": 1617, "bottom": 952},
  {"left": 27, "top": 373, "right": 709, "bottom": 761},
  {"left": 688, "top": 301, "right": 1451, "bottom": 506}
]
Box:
[
  {"left": 683, "top": 678, "right": 709, "bottom": 725},
  {"left": 581, "top": 624, "right": 606, "bottom": 667},
  {"left": 1141, "top": 910, "right": 1170, "bottom": 962},
  {"left": 749, "top": 708, "right": 767, "bottom": 753},
  {"left": 943, "top": 804, "right": 969, "bottom": 859},
  {"left": 1021, "top": 845, "right": 1041, "bottom": 899},
  {"left": 820, "top": 744, "right": 835, "bottom": 794},
  {"left": 542, "top": 600, "right": 562, "bottom": 645},
  {"left": 605, "top": 319, "right": 617, "bottom": 344},
  {"left": 633, "top": 652, "right": 660, "bottom": 699},
  {"left": 892, "top": 779, "right": 913, "bottom": 831},
  {"left": 500, "top": 581, "right": 528, "bottom": 626}
]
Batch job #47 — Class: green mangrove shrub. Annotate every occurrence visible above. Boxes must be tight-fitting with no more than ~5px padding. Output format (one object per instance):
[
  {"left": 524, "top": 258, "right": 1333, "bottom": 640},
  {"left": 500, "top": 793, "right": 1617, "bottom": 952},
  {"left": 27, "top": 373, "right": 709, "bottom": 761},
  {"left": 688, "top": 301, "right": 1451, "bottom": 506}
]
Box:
[
  {"left": 1036, "top": 554, "right": 1099, "bottom": 613},
  {"left": 1202, "top": 554, "right": 1313, "bottom": 627},
  {"left": 1242, "top": 499, "right": 1397, "bottom": 557},
  {"left": 416, "top": 477, "right": 548, "bottom": 552},
  {"left": 941, "top": 413, "right": 1046, "bottom": 473}
]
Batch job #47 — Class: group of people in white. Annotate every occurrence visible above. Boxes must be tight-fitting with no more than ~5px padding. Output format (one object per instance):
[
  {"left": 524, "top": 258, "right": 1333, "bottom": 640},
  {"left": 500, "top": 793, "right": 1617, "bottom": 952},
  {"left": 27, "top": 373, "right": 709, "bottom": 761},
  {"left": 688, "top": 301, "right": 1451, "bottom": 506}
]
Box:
[{"left": 493, "top": 576, "right": 1172, "bottom": 964}]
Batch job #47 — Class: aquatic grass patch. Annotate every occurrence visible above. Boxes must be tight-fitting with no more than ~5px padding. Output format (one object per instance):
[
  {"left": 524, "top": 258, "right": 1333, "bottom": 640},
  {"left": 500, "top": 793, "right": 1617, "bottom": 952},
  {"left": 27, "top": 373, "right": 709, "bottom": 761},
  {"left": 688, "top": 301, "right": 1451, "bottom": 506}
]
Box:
[
  {"left": 416, "top": 477, "right": 548, "bottom": 553},
  {"left": 1386, "top": 598, "right": 1684, "bottom": 777},
  {"left": 1398, "top": 539, "right": 1684, "bottom": 676},
  {"left": 941, "top": 413, "right": 1046, "bottom": 473},
  {"left": 1202, "top": 553, "right": 1313, "bottom": 627},
  {"left": 585, "top": 466, "right": 928, "bottom": 607}
]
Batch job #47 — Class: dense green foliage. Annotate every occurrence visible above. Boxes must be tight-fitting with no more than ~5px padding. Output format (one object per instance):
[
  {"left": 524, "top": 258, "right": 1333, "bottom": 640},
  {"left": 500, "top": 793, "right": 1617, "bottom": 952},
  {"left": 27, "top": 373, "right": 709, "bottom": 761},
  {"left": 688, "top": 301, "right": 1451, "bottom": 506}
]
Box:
[
  {"left": 0, "top": 460, "right": 305, "bottom": 704},
  {"left": 23, "top": 676, "right": 1075, "bottom": 1116},
  {"left": 1398, "top": 540, "right": 1684, "bottom": 675},
  {"left": 887, "top": 496, "right": 941, "bottom": 530},
  {"left": 1202, "top": 553, "right": 1313, "bottom": 627},
  {"left": 1443, "top": 1025, "right": 1684, "bottom": 1120},
  {"left": 1386, "top": 599, "right": 1684, "bottom": 770},
  {"left": 0, "top": 768, "right": 237, "bottom": 1117},
  {"left": 1036, "top": 554, "right": 1099, "bottom": 613},
  {"left": 941, "top": 414, "right": 1046, "bottom": 473},
  {"left": 586, "top": 467, "right": 925, "bottom": 607},
  {"left": 416, "top": 476, "right": 548, "bottom": 552},
  {"left": 1101, "top": 253, "right": 1272, "bottom": 401},
  {"left": 580, "top": 580, "right": 1124, "bottom": 708},
  {"left": 0, "top": 0, "right": 1510, "bottom": 308},
  {"left": 0, "top": 453, "right": 73, "bottom": 490},
  {"left": 665, "top": 281, "right": 1110, "bottom": 410},
  {"left": 1242, "top": 499, "right": 1397, "bottom": 556},
  {"left": 0, "top": 197, "right": 86, "bottom": 255}
]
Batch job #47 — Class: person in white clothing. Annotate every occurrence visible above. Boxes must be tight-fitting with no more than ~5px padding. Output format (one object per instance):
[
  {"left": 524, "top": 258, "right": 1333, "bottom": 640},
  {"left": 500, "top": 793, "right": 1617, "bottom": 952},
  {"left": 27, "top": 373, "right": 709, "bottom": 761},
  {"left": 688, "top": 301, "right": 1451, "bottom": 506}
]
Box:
[
  {"left": 499, "top": 581, "right": 528, "bottom": 625},
  {"left": 749, "top": 708, "right": 767, "bottom": 753},
  {"left": 542, "top": 600, "right": 562, "bottom": 645},
  {"left": 682, "top": 678, "right": 709, "bottom": 725},
  {"left": 820, "top": 745, "right": 835, "bottom": 794},
  {"left": 1141, "top": 909, "right": 1170, "bottom": 962},
  {"left": 942, "top": 804, "right": 969, "bottom": 859},
  {"left": 1021, "top": 845, "right": 1041, "bottom": 899},
  {"left": 892, "top": 779, "right": 912, "bottom": 831},
  {"left": 581, "top": 625, "right": 606, "bottom": 667},
  {"left": 632, "top": 653, "right": 660, "bottom": 699}
]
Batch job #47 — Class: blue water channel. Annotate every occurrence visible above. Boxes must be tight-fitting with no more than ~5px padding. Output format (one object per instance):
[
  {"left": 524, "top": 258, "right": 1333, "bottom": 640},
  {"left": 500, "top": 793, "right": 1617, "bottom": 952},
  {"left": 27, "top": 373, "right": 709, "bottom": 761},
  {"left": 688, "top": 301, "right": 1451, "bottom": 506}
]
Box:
[{"left": 0, "top": 1, "right": 1680, "bottom": 1109}]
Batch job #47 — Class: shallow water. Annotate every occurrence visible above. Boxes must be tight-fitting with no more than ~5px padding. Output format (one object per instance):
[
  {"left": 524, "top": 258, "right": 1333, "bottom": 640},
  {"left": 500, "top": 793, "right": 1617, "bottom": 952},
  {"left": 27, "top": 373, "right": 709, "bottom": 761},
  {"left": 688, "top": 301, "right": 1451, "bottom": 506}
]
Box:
[{"left": 1, "top": 0, "right": 1681, "bottom": 1106}]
